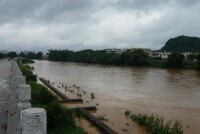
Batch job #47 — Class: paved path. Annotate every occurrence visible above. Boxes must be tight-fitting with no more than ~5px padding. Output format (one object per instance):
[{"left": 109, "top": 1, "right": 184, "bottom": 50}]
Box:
[{"left": 0, "top": 59, "right": 12, "bottom": 134}]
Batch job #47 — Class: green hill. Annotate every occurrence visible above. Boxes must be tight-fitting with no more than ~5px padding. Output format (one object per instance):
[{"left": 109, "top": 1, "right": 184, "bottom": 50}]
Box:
[{"left": 161, "top": 35, "right": 200, "bottom": 52}]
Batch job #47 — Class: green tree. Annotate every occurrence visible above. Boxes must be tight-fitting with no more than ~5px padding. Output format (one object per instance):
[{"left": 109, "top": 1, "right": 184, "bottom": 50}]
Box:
[
  {"left": 166, "top": 53, "right": 185, "bottom": 68},
  {"left": 187, "top": 54, "right": 196, "bottom": 61},
  {"left": 19, "top": 51, "right": 25, "bottom": 57},
  {"left": 123, "top": 49, "right": 149, "bottom": 66},
  {"left": 7, "top": 51, "right": 17, "bottom": 58},
  {"left": 0, "top": 53, "right": 5, "bottom": 59},
  {"left": 36, "top": 51, "right": 43, "bottom": 59},
  {"left": 196, "top": 52, "right": 200, "bottom": 69}
]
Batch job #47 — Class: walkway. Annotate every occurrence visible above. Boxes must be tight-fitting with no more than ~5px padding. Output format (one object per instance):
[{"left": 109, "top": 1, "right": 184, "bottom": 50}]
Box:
[{"left": 0, "top": 59, "right": 12, "bottom": 134}]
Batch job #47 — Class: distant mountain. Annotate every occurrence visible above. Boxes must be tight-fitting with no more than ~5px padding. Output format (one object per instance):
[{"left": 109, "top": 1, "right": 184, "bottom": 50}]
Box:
[
  {"left": 161, "top": 35, "right": 200, "bottom": 52},
  {"left": 0, "top": 50, "right": 10, "bottom": 54}
]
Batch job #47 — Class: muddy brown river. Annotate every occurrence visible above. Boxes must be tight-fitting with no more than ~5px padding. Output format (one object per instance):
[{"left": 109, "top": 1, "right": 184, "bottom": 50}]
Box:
[{"left": 32, "top": 60, "right": 200, "bottom": 134}]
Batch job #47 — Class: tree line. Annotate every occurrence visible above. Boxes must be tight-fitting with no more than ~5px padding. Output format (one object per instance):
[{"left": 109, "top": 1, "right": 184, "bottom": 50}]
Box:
[
  {"left": 1, "top": 49, "right": 200, "bottom": 69},
  {"left": 0, "top": 51, "right": 43, "bottom": 59},
  {"left": 48, "top": 49, "right": 149, "bottom": 66},
  {"left": 48, "top": 49, "right": 200, "bottom": 69}
]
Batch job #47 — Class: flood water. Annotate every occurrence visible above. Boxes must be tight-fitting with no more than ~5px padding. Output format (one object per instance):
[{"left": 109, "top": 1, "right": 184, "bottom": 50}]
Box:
[{"left": 32, "top": 60, "right": 200, "bottom": 134}]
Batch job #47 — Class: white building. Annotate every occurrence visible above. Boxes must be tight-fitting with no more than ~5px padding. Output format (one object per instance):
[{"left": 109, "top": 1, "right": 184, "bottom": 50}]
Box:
[
  {"left": 23, "top": 51, "right": 35, "bottom": 55},
  {"left": 105, "top": 48, "right": 126, "bottom": 54},
  {"left": 151, "top": 51, "right": 171, "bottom": 59},
  {"left": 159, "top": 52, "right": 171, "bottom": 59},
  {"left": 182, "top": 52, "right": 192, "bottom": 59},
  {"left": 143, "top": 48, "right": 152, "bottom": 57}
]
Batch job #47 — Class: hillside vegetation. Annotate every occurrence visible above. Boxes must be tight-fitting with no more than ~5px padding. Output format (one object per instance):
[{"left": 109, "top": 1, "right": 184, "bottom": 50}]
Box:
[{"left": 161, "top": 35, "right": 200, "bottom": 52}]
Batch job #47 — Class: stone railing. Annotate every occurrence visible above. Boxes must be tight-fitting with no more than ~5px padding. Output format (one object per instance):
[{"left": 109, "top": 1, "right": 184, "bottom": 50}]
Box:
[{"left": 7, "top": 60, "right": 47, "bottom": 134}]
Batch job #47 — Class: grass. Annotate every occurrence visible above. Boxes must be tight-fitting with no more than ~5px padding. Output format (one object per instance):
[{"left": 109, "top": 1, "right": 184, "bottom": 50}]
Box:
[
  {"left": 182, "top": 60, "right": 198, "bottom": 69},
  {"left": 149, "top": 60, "right": 167, "bottom": 68},
  {"left": 19, "top": 63, "right": 88, "bottom": 134},
  {"left": 131, "top": 114, "right": 183, "bottom": 134},
  {"left": 124, "top": 111, "right": 183, "bottom": 134},
  {"left": 124, "top": 110, "right": 131, "bottom": 117},
  {"left": 21, "top": 58, "right": 35, "bottom": 64}
]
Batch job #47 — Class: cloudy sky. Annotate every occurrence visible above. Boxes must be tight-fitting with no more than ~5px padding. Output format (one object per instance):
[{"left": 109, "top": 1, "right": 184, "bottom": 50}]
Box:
[{"left": 0, "top": 0, "right": 200, "bottom": 52}]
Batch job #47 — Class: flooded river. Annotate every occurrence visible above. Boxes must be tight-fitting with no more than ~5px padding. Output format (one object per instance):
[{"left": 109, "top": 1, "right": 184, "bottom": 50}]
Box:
[{"left": 32, "top": 60, "right": 200, "bottom": 134}]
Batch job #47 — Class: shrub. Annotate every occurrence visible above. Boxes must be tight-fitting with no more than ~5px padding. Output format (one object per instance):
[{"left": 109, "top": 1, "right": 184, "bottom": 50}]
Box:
[
  {"left": 20, "top": 65, "right": 37, "bottom": 81},
  {"left": 166, "top": 53, "right": 184, "bottom": 68}
]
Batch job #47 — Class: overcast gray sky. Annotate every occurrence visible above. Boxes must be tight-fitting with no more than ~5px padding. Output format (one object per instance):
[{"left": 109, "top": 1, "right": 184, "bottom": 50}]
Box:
[{"left": 0, "top": 0, "right": 200, "bottom": 52}]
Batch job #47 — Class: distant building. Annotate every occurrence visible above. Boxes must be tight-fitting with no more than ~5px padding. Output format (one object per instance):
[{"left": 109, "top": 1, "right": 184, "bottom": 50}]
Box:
[
  {"left": 151, "top": 51, "right": 171, "bottom": 59},
  {"left": 105, "top": 48, "right": 126, "bottom": 54},
  {"left": 151, "top": 51, "right": 160, "bottom": 59},
  {"left": 42, "top": 55, "right": 49, "bottom": 60},
  {"left": 159, "top": 51, "right": 171, "bottom": 59},
  {"left": 105, "top": 47, "right": 197, "bottom": 60},
  {"left": 128, "top": 48, "right": 153, "bottom": 57},
  {"left": 143, "top": 48, "right": 152, "bottom": 57},
  {"left": 182, "top": 52, "right": 192, "bottom": 59},
  {"left": 23, "top": 51, "right": 35, "bottom": 55}
]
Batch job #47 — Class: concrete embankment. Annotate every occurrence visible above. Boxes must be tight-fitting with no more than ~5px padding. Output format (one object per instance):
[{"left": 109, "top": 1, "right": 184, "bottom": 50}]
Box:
[
  {"left": 39, "top": 77, "right": 83, "bottom": 103},
  {"left": 39, "top": 77, "right": 117, "bottom": 134}
]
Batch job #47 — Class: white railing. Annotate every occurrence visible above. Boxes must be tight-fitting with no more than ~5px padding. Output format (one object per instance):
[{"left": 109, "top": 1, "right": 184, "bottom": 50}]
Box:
[{"left": 11, "top": 60, "right": 47, "bottom": 134}]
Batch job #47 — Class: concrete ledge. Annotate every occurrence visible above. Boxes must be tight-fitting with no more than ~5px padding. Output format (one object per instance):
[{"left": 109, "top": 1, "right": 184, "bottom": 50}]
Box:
[
  {"left": 70, "top": 106, "right": 97, "bottom": 111},
  {"left": 39, "top": 77, "right": 83, "bottom": 103},
  {"left": 79, "top": 109, "right": 117, "bottom": 134}
]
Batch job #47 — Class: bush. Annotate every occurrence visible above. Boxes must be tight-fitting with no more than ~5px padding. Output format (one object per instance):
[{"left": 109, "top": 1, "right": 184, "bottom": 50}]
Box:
[
  {"left": 197, "top": 52, "right": 200, "bottom": 69},
  {"left": 166, "top": 53, "right": 184, "bottom": 68},
  {"left": 20, "top": 65, "right": 37, "bottom": 81},
  {"left": 28, "top": 82, "right": 58, "bottom": 106},
  {"left": 21, "top": 58, "right": 35, "bottom": 64}
]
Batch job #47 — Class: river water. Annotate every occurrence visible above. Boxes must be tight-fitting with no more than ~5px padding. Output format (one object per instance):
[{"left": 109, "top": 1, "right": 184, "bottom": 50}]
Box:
[{"left": 32, "top": 60, "right": 200, "bottom": 134}]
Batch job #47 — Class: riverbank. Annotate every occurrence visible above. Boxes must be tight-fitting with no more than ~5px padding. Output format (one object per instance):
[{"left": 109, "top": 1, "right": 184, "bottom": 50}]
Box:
[{"left": 19, "top": 63, "right": 88, "bottom": 134}]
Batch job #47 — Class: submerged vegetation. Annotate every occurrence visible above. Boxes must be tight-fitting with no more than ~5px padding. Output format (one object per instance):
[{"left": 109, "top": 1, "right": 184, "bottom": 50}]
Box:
[
  {"left": 131, "top": 114, "right": 183, "bottom": 134},
  {"left": 19, "top": 63, "right": 87, "bottom": 134},
  {"left": 124, "top": 111, "right": 183, "bottom": 134},
  {"left": 21, "top": 58, "right": 35, "bottom": 64}
]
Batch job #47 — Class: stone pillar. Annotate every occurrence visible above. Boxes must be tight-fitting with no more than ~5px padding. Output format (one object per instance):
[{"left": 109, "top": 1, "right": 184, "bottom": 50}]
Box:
[
  {"left": 18, "top": 85, "right": 31, "bottom": 103},
  {"left": 21, "top": 108, "right": 47, "bottom": 134},
  {"left": 17, "top": 102, "right": 32, "bottom": 121},
  {"left": 17, "top": 76, "right": 26, "bottom": 85},
  {"left": 17, "top": 84, "right": 31, "bottom": 133},
  {"left": 17, "top": 102, "right": 32, "bottom": 133},
  {"left": 16, "top": 71, "right": 22, "bottom": 77}
]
